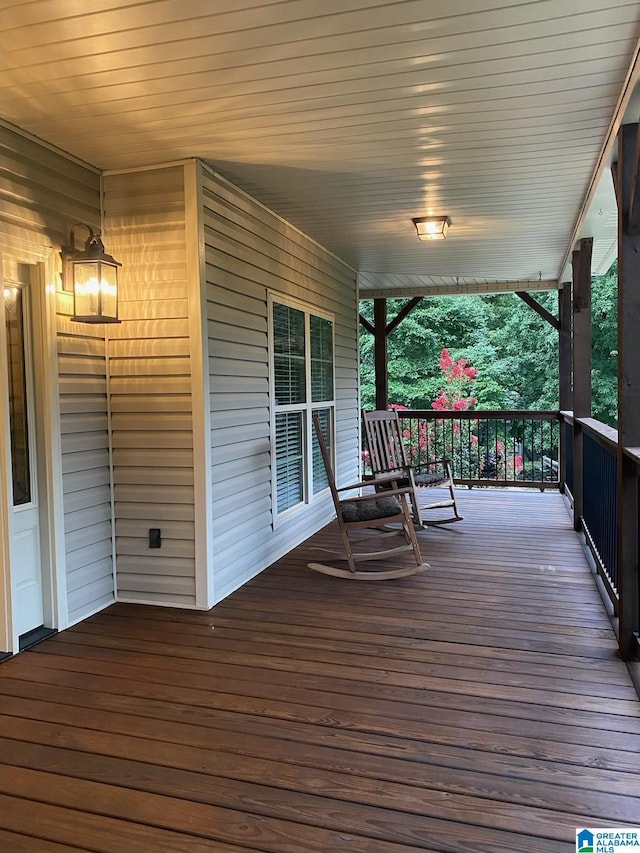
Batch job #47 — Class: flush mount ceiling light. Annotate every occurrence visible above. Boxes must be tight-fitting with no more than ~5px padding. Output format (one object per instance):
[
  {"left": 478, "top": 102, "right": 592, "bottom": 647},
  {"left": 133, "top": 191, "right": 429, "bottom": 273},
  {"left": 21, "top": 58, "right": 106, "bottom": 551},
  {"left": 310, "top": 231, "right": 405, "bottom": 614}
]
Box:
[
  {"left": 62, "top": 223, "right": 121, "bottom": 323},
  {"left": 412, "top": 215, "right": 451, "bottom": 240}
]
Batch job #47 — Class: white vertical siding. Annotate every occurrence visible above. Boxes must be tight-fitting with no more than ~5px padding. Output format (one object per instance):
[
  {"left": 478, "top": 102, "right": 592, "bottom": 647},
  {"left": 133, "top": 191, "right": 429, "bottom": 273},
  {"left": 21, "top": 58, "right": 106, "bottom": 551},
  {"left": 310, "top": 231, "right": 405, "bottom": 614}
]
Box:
[
  {"left": 202, "top": 167, "right": 359, "bottom": 602},
  {"left": 103, "top": 166, "right": 198, "bottom": 607},
  {"left": 0, "top": 123, "right": 115, "bottom": 627}
]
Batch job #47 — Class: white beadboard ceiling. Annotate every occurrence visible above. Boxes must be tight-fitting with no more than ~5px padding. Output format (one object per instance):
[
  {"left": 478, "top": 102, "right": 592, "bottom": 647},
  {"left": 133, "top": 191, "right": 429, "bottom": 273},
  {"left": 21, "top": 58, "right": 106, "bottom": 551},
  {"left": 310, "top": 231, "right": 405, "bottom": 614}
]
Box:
[{"left": 1, "top": 0, "right": 639, "bottom": 297}]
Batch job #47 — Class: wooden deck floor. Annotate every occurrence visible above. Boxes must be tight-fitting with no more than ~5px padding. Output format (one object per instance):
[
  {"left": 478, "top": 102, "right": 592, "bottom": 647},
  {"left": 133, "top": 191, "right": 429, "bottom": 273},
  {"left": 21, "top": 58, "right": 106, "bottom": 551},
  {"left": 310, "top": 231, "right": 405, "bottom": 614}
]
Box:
[{"left": 1, "top": 489, "right": 639, "bottom": 853}]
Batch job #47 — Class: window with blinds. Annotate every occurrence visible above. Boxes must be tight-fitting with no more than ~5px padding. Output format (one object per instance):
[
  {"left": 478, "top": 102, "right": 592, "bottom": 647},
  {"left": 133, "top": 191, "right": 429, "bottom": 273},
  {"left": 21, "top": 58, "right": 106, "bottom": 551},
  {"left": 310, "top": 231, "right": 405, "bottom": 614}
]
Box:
[{"left": 270, "top": 297, "right": 334, "bottom": 518}]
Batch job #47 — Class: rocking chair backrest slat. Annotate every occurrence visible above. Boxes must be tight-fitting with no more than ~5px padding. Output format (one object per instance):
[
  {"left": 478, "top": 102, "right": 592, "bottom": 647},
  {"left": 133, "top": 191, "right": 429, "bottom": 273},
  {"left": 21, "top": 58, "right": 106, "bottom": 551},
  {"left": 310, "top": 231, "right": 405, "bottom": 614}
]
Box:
[
  {"left": 362, "top": 408, "right": 464, "bottom": 526},
  {"left": 363, "top": 409, "right": 409, "bottom": 474}
]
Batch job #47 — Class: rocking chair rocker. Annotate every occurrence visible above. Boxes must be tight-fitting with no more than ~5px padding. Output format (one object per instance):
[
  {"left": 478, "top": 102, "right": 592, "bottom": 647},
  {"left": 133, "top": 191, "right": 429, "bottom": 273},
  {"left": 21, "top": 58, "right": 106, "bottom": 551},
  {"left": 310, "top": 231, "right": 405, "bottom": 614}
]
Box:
[
  {"left": 308, "top": 414, "right": 429, "bottom": 580},
  {"left": 362, "top": 408, "right": 463, "bottom": 527}
]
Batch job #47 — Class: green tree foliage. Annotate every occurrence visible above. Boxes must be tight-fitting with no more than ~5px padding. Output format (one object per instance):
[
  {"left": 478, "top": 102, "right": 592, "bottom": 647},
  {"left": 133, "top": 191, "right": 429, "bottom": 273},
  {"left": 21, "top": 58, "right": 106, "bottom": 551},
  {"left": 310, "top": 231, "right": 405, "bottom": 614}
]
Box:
[
  {"left": 360, "top": 265, "right": 618, "bottom": 425},
  {"left": 360, "top": 296, "right": 508, "bottom": 411},
  {"left": 591, "top": 262, "right": 618, "bottom": 427}
]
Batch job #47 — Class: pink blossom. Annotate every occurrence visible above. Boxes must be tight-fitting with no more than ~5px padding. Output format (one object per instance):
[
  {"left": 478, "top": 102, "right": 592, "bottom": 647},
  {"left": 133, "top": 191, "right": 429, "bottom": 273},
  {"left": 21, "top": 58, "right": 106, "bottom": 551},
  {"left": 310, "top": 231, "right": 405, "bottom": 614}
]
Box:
[
  {"left": 432, "top": 391, "right": 450, "bottom": 411},
  {"left": 453, "top": 398, "right": 468, "bottom": 411},
  {"left": 439, "top": 348, "right": 453, "bottom": 370}
]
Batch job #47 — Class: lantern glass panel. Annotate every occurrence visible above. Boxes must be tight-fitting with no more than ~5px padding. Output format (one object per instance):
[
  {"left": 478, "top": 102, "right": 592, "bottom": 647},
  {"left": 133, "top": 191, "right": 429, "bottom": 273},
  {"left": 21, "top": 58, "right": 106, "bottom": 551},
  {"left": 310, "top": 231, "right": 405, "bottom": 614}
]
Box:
[{"left": 73, "top": 261, "right": 118, "bottom": 319}]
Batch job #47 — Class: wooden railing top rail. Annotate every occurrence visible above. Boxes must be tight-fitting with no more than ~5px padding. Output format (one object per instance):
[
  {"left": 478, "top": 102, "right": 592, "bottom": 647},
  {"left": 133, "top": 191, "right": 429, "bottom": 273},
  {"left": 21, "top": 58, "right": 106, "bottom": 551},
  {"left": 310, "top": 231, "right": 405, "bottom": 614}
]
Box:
[
  {"left": 394, "top": 409, "right": 637, "bottom": 464},
  {"left": 576, "top": 417, "right": 619, "bottom": 453},
  {"left": 623, "top": 446, "right": 640, "bottom": 468},
  {"left": 395, "top": 409, "right": 560, "bottom": 421}
]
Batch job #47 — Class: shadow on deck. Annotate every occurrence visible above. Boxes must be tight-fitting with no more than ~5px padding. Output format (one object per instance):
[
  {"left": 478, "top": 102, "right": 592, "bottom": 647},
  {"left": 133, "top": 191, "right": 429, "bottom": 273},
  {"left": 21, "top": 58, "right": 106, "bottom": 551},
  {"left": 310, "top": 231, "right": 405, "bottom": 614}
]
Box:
[{"left": 1, "top": 489, "right": 639, "bottom": 852}]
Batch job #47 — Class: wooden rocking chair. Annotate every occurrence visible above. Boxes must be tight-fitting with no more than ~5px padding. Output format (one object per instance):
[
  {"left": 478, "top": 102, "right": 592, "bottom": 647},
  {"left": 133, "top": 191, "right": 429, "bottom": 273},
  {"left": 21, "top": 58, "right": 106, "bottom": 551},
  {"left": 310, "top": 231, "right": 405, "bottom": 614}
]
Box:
[
  {"left": 362, "top": 409, "right": 463, "bottom": 526},
  {"left": 308, "top": 414, "right": 429, "bottom": 580}
]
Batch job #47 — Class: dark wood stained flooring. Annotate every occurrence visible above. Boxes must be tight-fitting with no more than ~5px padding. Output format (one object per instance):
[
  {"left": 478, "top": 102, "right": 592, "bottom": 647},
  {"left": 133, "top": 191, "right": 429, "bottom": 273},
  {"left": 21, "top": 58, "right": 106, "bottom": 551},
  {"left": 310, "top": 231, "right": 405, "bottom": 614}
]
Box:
[{"left": 1, "top": 488, "right": 639, "bottom": 852}]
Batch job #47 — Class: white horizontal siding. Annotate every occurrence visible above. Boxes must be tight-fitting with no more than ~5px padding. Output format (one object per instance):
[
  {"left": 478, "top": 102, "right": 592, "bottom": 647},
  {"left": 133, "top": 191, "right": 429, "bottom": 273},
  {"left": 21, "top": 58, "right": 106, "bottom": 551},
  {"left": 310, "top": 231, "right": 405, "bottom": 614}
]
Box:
[
  {"left": 203, "top": 168, "right": 358, "bottom": 602},
  {"left": 1, "top": 124, "right": 116, "bottom": 632},
  {"left": 0, "top": 125, "right": 100, "bottom": 247},
  {"left": 103, "top": 165, "right": 198, "bottom": 607}
]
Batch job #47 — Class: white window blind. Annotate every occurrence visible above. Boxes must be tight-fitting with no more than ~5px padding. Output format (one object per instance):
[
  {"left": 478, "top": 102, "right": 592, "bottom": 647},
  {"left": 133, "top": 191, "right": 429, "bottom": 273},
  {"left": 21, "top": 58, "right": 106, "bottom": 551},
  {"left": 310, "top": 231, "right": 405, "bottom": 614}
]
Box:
[
  {"left": 275, "top": 411, "right": 304, "bottom": 512},
  {"left": 270, "top": 297, "right": 334, "bottom": 517}
]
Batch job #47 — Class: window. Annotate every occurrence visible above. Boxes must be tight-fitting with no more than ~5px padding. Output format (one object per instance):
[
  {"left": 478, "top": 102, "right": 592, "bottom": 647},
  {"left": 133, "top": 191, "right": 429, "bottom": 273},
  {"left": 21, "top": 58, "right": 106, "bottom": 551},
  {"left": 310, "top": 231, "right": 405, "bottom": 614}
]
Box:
[
  {"left": 270, "top": 297, "right": 334, "bottom": 517},
  {"left": 4, "top": 284, "right": 32, "bottom": 506}
]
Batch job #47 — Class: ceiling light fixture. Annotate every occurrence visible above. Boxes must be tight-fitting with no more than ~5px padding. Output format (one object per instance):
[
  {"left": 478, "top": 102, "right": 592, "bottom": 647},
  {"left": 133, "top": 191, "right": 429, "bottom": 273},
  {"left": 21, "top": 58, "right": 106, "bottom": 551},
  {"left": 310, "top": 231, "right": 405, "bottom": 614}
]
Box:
[{"left": 412, "top": 215, "right": 451, "bottom": 240}]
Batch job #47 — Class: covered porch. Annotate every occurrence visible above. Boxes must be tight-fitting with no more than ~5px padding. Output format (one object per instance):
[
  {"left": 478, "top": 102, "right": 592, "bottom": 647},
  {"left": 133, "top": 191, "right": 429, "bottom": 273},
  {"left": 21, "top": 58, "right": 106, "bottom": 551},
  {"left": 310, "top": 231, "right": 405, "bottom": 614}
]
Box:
[{"left": 2, "top": 488, "right": 639, "bottom": 853}]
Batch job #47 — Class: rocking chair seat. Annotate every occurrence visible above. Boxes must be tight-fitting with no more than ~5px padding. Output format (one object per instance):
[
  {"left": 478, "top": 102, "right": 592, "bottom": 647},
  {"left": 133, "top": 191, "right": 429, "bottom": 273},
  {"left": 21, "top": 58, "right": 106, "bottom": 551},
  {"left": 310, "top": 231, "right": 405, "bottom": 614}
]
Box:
[
  {"left": 341, "top": 495, "right": 402, "bottom": 523},
  {"left": 378, "top": 471, "right": 447, "bottom": 489},
  {"left": 413, "top": 471, "right": 448, "bottom": 487}
]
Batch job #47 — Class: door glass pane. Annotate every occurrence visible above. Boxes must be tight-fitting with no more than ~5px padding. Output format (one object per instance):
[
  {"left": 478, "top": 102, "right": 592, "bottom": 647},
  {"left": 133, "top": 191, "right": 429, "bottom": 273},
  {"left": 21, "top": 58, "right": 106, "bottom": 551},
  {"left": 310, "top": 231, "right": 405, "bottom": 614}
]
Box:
[{"left": 4, "top": 286, "right": 31, "bottom": 505}]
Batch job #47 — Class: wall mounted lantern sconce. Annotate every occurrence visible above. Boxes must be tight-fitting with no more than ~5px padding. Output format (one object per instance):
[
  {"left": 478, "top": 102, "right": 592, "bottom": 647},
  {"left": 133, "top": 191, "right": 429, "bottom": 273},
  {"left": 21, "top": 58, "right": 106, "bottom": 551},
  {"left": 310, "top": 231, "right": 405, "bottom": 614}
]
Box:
[
  {"left": 62, "top": 223, "right": 121, "bottom": 323},
  {"left": 412, "top": 215, "right": 451, "bottom": 240}
]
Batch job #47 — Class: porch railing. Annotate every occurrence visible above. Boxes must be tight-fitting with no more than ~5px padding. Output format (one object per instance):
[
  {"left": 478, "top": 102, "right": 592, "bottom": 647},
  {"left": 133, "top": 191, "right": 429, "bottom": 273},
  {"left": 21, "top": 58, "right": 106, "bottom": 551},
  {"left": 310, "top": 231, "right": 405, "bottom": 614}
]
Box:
[
  {"left": 560, "top": 412, "right": 639, "bottom": 660},
  {"left": 580, "top": 418, "right": 619, "bottom": 603},
  {"left": 562, "top": 413, "right": 574, "bottom": 499},
  {"left": 394, "top": 409, "right": 561, "bottom": 489},
  {"left": 623, "top": 445, "right": 640, "bottom": 655}
]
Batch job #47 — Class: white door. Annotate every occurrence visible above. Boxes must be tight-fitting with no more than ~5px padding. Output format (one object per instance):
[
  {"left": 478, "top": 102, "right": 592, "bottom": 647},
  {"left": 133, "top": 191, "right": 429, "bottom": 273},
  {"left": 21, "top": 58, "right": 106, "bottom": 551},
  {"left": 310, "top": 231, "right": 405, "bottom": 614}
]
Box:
[{"left": 4, "top": 280, "right": 45, "bottom": 638}]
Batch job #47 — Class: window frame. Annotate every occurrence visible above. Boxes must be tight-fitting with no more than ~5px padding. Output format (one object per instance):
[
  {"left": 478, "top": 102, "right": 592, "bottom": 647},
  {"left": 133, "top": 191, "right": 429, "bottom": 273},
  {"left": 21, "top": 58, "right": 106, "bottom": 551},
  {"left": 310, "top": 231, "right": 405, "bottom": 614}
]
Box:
[{"left": 268, "top": 293, "right": 335, "bottom": 524}]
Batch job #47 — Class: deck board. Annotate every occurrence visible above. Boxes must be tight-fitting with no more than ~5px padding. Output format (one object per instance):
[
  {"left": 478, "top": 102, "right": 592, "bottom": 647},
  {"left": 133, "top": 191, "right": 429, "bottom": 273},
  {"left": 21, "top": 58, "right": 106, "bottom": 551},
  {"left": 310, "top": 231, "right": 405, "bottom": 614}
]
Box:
[{"left": 1, "top": 488, "right": 639, "bottom": 852}]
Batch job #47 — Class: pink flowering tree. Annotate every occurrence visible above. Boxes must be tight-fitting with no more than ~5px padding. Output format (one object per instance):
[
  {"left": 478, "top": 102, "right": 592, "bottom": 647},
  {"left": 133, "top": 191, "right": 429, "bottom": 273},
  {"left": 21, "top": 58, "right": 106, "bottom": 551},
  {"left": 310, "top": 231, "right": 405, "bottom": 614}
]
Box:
[
  {"left": 389, "top": 349, "right": 523, "bottom": 481},
  {"left": 387, "top": 350, "right": 479, "bottom": 475},
  {"left": 432, "top": 348, "right": 478, "bottom": 412},
  {"left": 427, "top": 349, "right": 479, "bottom": 475}
]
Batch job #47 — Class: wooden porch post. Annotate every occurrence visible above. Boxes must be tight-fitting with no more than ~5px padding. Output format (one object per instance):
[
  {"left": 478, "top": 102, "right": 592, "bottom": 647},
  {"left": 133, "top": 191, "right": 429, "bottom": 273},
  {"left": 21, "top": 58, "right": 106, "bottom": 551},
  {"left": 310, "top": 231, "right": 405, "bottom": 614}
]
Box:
[
  {"left": 615, "top": 122, "right": 640, "bottom": 660},
  {"left": 373, "top": 298, "right": 388, "bottom": 410},
  {"left": 572, "top": 237, "right": 593, "bottom": 530},
  {"left": 358, "top": 296, "right": 424, "bottom": 411},
  {"left": 558, "top": 282, "right": 572, "bottom": 492}
]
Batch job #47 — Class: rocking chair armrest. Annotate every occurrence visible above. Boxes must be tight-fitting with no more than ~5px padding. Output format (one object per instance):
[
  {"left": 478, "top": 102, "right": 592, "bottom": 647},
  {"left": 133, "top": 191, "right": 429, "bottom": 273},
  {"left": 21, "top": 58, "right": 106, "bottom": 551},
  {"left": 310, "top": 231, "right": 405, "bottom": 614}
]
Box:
[
  {"left": 337, "top": 472, "right": 405, "bottom": 492},
  {"left": 336, "top": 487, "right": 414, "bottom": 505},
  {"left": 336, "top": 483, "right": 415, "bottom": 502},
  {"left": 414, "top": 458, "right": 453, "bottom": 470}
]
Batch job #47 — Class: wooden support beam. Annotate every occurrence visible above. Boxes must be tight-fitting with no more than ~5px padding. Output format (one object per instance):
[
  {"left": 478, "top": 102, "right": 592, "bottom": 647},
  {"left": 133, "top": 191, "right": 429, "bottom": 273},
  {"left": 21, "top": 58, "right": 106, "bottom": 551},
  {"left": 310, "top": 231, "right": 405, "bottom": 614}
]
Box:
[
  {"left": 572, "top": 238, "right": 593, "bottom": 418},
  {"left": 558, "top": 283, "right": 572, "bottom": 411},
  {"left": 361, "top": 297, "right": 424, "bottom": 411},
  {"left": 571, "top": 237, "right": 593, "bottom": 531},
  {"left": 558, "top": 283, "right": 572, "bottom": 495},
  {"left": 358, "top": 314, "right": 374, "bottom": 336},
  {"left": 617, "top": 122, "right": 640, "bottom": 660},
  {"left": 626, "top": 122, "right": 640, "bottom": 234},
  {"left": 386, "top": 297, "right": 423, "bottom": 335},
  {"left": 515, "top": 291, "right": 560, "bottom": 330},
  {"left": 373, "top": 299, "right": 388, "bottom": 411}
]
